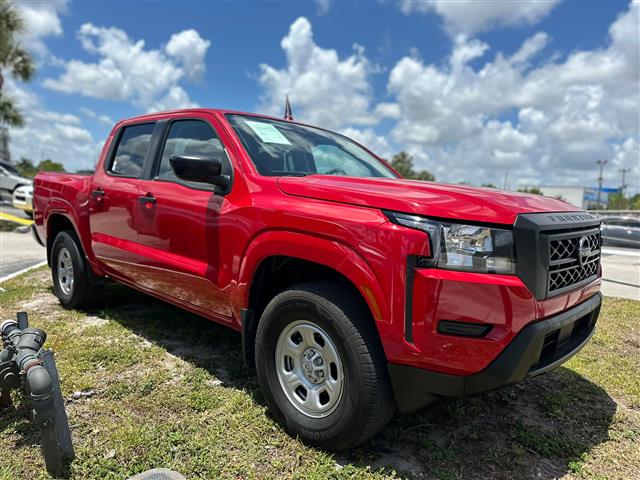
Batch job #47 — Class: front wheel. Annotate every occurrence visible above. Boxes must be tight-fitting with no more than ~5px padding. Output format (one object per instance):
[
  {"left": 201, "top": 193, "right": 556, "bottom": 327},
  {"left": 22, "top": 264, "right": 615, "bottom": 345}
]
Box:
[
  {"left": 51, "top": 230, "right": 103, "bottom": 309},
  {"left": 255, "top": 281, "right": 395, "bottom": 451}
]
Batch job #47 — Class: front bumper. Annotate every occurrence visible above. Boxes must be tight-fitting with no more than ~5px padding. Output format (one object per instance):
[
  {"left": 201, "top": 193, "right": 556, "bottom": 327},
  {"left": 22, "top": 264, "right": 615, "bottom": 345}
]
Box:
[{"left": 388, "top": 292, "right": 602, "bottom": 412}]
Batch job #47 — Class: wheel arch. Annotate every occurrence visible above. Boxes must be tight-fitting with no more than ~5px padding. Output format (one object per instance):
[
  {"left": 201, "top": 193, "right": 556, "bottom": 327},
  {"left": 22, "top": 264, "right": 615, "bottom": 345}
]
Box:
[
  {"left": 46, "top": 213, "right": 77, "bottom": 266},
  {"left": 236, "top": 230, "right": 389, "bottom": 369}
]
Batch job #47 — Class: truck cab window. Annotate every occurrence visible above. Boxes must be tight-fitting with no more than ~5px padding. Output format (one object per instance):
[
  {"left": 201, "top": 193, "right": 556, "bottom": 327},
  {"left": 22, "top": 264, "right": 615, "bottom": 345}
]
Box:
[
  {"left": 157, "top": 120, "right": 228, "bottom": 188},
  {"left": 109, "top": 123, "right": 155, "bottom": 177},
  {"left": 226, "top": 114, "right": 397, "bottom": 178},
  {"left": 312, "top": 145, "right": 371, "bottom": 176}
]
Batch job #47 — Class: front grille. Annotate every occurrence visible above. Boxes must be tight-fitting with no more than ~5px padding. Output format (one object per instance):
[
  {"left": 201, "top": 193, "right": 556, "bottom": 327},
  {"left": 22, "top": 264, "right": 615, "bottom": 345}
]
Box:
[{"left": 547, "top": 230, "right": 600, "bottom": 295}]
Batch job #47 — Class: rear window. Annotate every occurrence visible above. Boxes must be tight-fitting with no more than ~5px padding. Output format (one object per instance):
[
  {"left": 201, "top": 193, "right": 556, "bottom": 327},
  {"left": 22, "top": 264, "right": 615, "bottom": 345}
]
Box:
[{"left": 108, "top": 123, "right": 155, "bottom": 177}]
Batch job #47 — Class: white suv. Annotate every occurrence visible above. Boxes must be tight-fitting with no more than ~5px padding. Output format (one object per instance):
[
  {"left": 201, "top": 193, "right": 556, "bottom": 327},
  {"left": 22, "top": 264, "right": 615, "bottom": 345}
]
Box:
[
  {"left": 12, "top": 184, "right": 33, "bottom": 217},
  {"left": 0, "top": 161, "right": 32, "bottom": 195}
]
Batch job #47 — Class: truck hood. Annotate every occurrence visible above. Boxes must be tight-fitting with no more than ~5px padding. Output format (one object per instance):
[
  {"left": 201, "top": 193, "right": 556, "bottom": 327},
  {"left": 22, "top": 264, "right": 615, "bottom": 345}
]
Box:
[{"left": 277, "top": 176, "right": 578, "bottom": 225}]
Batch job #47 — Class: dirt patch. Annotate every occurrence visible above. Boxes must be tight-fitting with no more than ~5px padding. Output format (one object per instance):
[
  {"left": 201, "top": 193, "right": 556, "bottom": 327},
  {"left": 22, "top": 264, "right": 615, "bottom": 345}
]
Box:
[{"left": 19, "top": 291, "right": 58, "bottom": 312}]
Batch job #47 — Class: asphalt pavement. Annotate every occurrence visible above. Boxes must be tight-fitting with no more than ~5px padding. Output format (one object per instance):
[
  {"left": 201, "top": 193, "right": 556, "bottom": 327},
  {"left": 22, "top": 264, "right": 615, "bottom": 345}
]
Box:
[
  {"left": 0, "top": 202, "right": 46, "bottom": 281},
  {"left": 601, "top": 246, "right": 640, "bottom": 300}
]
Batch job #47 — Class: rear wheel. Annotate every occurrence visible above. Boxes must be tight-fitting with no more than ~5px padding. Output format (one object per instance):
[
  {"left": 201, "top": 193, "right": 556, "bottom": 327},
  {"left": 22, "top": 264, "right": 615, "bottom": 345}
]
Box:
[
  {"left": 255, "top": 281, "right": 395, "bottom": 451},
  {"left": 51, "top": 231, "right": 103, "bottom": 309}
]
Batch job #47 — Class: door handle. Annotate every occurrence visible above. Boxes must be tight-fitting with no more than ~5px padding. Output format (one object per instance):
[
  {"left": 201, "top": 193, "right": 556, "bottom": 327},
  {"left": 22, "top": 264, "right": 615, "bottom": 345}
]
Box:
[
  {"left": 91, "top": 188, "right": 105, "bottom": 200},
  {"left": 139, "top": 193, "right": 156, "bottom": 209}
]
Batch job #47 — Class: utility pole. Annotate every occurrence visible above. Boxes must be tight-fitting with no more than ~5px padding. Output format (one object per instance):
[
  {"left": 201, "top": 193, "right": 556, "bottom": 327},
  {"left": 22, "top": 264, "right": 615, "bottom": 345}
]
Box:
[
  {"left": 596, "top": 160, "right": 608, "bottom": 208},
  {"left": 619, "top": 168, "right": 631, "bottom": 197}
]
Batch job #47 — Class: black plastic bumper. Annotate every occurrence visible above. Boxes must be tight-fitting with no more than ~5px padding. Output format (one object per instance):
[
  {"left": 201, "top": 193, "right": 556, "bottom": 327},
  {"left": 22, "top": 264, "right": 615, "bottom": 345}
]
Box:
[{"left": 388, "top": 292, "right": 602, "bottom": 412}]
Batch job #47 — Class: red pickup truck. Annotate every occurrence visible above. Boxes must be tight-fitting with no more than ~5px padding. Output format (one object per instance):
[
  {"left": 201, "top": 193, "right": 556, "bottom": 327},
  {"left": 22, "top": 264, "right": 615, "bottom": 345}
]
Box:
[{"left": 33, "top": 109, "right": 602, "bottom": 450}]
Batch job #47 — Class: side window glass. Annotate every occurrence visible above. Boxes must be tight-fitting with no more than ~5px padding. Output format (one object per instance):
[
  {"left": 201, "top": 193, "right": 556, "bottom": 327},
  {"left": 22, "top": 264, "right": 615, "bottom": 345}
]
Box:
[
  {"left": 311, "top": 145, "right": 371, "bottom": 176},
  {"left": 158, "top": 120, "right": 228, "bottom": 188},
  {"left": 109, "top": 123, "right": 155, "bottom": 177}
]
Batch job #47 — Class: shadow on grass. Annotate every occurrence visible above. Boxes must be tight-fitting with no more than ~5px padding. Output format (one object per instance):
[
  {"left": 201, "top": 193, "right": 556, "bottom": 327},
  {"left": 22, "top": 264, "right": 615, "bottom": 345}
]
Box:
[
  {"left": 98, "top": 283, "right": 616, "bottom": 480},
  {"left": 0, "top": 399, "right": 42, "bottom": 448}
]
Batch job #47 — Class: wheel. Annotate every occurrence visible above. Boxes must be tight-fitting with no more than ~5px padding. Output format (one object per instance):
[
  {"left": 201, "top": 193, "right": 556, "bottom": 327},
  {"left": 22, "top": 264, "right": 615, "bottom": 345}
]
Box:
[
  {"left": 255, "top": 281, "right": 395, "bottom": 451},
  {"left": 51, "top": 230, "right": 103, "bottom": 309}
]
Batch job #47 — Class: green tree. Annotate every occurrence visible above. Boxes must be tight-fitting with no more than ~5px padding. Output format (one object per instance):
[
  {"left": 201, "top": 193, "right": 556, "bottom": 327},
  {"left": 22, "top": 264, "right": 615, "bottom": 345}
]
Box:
[
  {"left": 0, "top": 0, "right": 35, "bottom": 127},
  {"left": 607, "top": 192, "right": 629, "bottom": 210},
  {"left": 518, "top": 187, "right": 543, "bottom": 195},
  {"left": 37, "top": 159, "right": 66, "bottom": 173},
  {"left": 390, "top": 151, "right": 435, "bottom": 181},
  {"left": 16, "top": 156, "right": 36, "bottom": 177},
  {"left": 629, "top": 194, "right": 640, "bottom": 210},
  {"left": 481, "top": 183, "right": 497, "bottom": 188},
  {"left": 15, "top": 157, "right": 66, "bottom": 176}
]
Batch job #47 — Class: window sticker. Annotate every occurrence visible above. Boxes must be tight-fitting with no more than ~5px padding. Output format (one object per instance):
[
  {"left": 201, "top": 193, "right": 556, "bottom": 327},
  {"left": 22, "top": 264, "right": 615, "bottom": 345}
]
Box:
[{"left": 245, "top": 120, "right": 291, "bottom": 145}]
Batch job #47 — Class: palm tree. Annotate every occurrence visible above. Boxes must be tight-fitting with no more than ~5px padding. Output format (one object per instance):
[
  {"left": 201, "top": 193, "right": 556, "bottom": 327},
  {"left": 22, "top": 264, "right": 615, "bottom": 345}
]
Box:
[{"left": 0, "top": 0, "right": 35, "bottom": 127}]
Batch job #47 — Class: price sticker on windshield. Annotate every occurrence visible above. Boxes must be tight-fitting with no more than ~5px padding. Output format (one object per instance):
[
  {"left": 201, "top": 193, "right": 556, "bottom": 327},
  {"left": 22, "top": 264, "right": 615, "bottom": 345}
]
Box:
[{"left": 245, "top": 120, "right": 291, "bottom": 145}]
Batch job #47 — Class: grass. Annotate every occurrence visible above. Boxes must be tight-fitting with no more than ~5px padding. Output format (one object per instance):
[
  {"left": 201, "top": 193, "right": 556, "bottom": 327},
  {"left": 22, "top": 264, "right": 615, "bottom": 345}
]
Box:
[
  {"left": 0, "top": 220, "right": 18, "bottom": 232},
  {"left": 0, "top": 267, "right": 638, "bottom": 479}
]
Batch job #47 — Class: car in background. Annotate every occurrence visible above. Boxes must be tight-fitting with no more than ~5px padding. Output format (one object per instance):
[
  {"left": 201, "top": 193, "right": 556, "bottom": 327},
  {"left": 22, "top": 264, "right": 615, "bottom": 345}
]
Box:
[
  {"left": 600, "top": 216, "right": 640, "bottom": 248},
  {"left": 12, "top": 184, "right": 33, "bottom": 217},
  {"left": 0, "top": 161, "right": 32, "bottom": 197}
]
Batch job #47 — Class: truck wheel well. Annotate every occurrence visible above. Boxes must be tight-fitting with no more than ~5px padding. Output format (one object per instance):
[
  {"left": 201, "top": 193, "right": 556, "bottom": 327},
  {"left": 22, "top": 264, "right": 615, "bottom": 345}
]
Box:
[
  {"left": 46, "top": 214, "right": 75, "bottom": 266},
  {"left": 243, "top": 256, "right": 377, "bottom": 370}
]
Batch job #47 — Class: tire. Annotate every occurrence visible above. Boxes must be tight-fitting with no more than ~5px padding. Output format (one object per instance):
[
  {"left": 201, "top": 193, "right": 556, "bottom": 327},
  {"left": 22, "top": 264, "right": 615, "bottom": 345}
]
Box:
[
  {"left": 255, "top": 281, "right": 395, "bottom": 451},
  {"left": 51, "top": 230, "right": 103, "bottom": 309}
]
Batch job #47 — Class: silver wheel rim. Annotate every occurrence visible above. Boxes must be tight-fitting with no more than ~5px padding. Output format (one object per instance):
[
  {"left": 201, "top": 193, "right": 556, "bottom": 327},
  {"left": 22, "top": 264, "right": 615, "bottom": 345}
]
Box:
[
  {"left": 57, "top": 247, "right": 74, "bottom": 296},
  {"left": 275, "top": 320, "right": 344, "bottom": 418}
]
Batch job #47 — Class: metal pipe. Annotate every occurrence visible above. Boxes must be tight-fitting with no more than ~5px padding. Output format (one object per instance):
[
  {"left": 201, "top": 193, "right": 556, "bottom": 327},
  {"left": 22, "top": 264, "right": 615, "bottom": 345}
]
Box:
[{"left": 0, "top": 315, "right": 74, "bottom": 477}]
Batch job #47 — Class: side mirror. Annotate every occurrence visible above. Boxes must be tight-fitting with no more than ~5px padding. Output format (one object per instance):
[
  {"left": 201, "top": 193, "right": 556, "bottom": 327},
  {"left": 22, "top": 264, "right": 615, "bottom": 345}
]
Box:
[{"left": 169, "top": 154, "right": 230, "bottom": 189}]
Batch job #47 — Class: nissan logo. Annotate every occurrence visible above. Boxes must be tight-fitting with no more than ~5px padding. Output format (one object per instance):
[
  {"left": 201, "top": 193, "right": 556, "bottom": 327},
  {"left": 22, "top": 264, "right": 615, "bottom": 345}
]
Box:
[{"left": 577, "top": 236, "right": 592, "bottom": 266}]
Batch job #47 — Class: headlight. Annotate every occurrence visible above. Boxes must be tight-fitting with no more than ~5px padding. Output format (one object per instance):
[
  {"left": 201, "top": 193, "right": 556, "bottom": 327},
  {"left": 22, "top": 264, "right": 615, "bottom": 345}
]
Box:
[{"left": 386, "top": 211, "right": 516, "bottom": 274}]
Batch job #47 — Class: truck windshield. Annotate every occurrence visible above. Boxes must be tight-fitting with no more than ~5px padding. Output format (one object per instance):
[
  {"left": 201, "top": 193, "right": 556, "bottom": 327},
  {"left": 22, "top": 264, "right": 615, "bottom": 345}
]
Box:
[{"left": 226, "top": 114, "right": 397, "bottom": 178}]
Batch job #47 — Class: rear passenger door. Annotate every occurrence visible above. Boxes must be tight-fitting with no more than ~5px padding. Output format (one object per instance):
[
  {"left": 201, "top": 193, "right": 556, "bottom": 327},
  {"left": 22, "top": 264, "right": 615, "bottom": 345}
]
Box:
[
  {"left": 89, "top": 122, "right": 156, "bottom": 280},
  {"left": 132, "top": 115, "right": 234, "bottom": 320}
]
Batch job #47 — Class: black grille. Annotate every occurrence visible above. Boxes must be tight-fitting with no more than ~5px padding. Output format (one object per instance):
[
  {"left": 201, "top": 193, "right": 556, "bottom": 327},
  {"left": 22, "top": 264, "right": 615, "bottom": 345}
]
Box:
[
  {"left": 547, "top": 230, "right": 600, "bottom": 295},
  {"left": 514, "top": 212, "right": 602, "bottom": 300}
]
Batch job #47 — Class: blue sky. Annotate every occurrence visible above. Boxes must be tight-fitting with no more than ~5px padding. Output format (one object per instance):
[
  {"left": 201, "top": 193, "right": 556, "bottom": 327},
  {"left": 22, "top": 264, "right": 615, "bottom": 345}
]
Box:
[{"left": 7, "top": 0, "right": 639, "bottom": 193}]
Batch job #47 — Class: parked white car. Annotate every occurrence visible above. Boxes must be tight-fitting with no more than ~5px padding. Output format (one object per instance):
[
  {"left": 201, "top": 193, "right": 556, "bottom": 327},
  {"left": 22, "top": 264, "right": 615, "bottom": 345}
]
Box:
[
  {"left": 12, "top": 184, "right": 33, "bottom": 217},
  {"left": 0, "top": 161, "right": 32, "bottom": 195}
]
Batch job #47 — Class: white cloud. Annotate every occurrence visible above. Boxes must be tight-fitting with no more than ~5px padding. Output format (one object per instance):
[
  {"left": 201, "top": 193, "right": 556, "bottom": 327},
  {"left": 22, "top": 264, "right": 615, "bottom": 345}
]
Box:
[
  {"left": 257, "top": 17, "right": 378, "bottom": 130},
  {"left": 400, "top": 0, "right": 560, "bottom": 36},
  {"left": 31, "top": 110, "right": 81, "bottom": 125},
  {"left": 14, "top": 1, "right": 67, "bottom": 58},
  {"left": 79, "top": 107, "right": 114, "bottom": 127},
  {"left": 342, "top": 127, "right": 394, "bottom": 159},
  {"left": 5, "top": 78, "right": 99, "bottom": 171},
  {"left": 374, "top": 102, "right": 401, "bottom": 119},
  {"left": 43, "top": 23, "right": 211, "bottom": 112},
  {"left": 315, "top": 0, "right": 331, "bottom": 15},
  {"left": 148, "top": 85, "right": 199, "bottom": 112},
  {"left": 55, "top": 124, "right": 93, "bottom": 142},
  {"left": 166, "top": 29, "right": 211, "bottom": 82},
  {"left": 386, "top": 0, "right": 640, "bottom": 189}
]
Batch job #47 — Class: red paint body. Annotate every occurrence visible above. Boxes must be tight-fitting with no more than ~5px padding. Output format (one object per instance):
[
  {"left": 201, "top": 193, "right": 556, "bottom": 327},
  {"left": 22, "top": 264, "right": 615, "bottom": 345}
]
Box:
[{"left": 33, "top": 109, "right": 601, "bottom": 378}]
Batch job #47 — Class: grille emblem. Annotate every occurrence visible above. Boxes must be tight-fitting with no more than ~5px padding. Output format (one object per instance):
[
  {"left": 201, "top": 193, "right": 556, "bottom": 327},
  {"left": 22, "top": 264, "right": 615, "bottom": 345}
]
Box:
[{"left": 577, "top": 236, "right": 592, "bottom": 267}]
